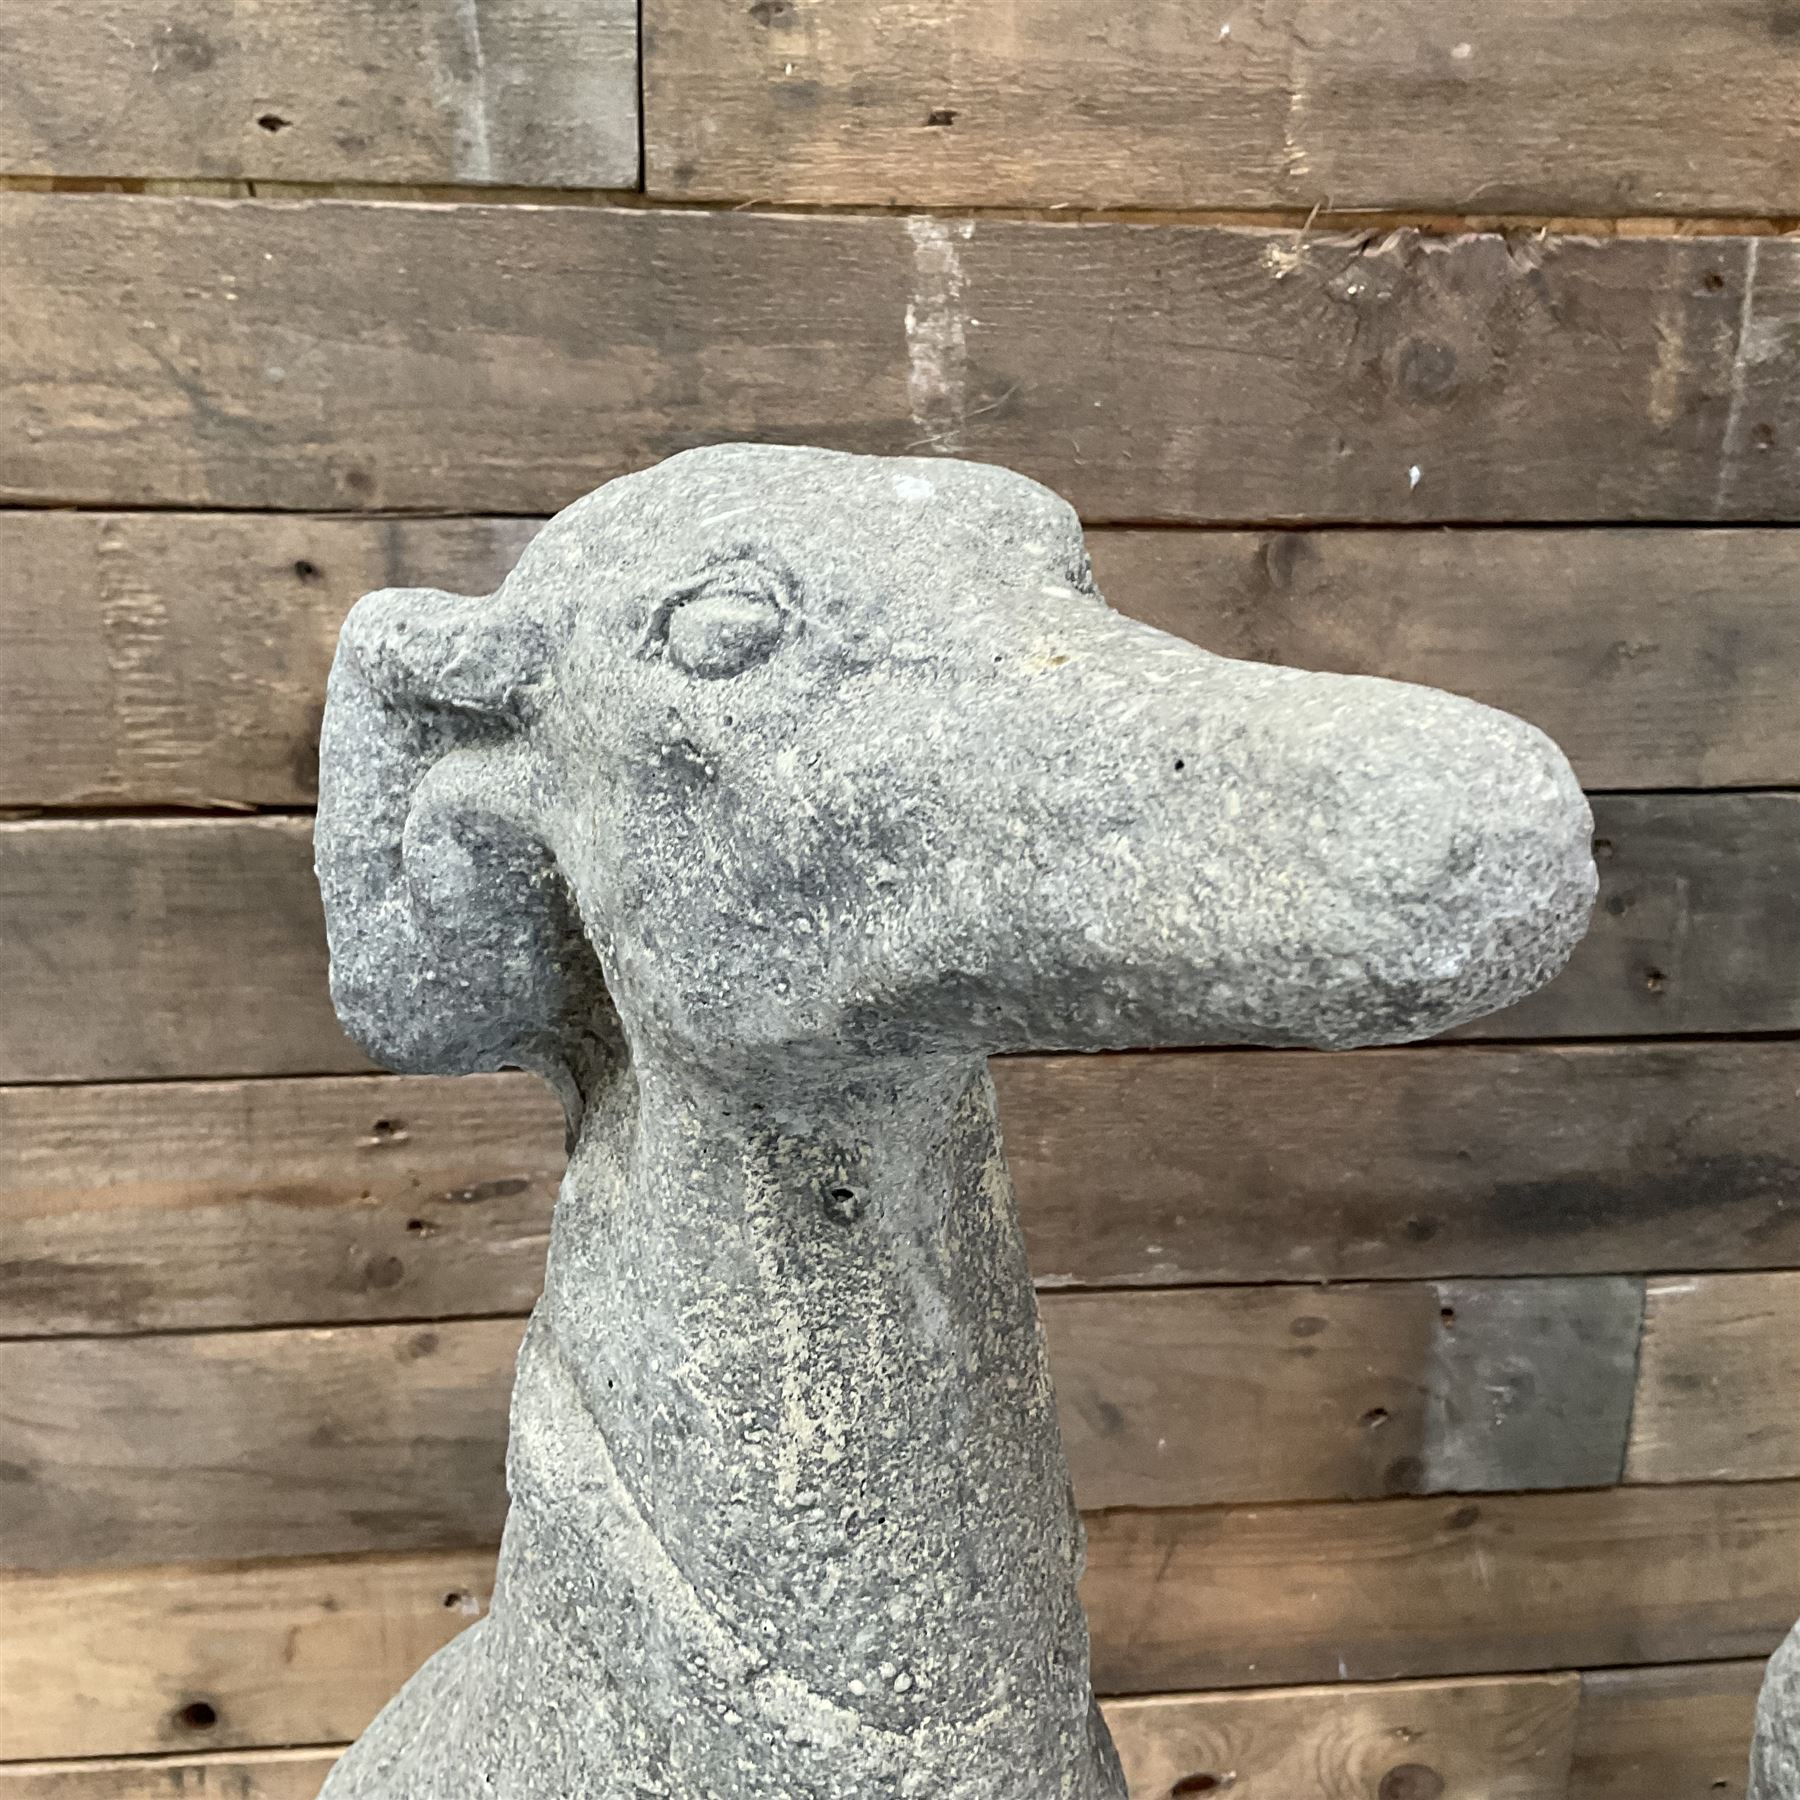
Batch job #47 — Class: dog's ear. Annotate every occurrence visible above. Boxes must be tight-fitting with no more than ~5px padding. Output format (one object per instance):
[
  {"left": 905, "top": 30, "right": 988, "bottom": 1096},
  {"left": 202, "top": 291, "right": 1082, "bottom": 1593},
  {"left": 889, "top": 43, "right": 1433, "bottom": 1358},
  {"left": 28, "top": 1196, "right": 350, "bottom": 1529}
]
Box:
[
  {"left": 343, "top": 584, "right": 551, "bottom": 726},
  {"left": 315, "top": 586, "right": 615, "bottom": 1145}
]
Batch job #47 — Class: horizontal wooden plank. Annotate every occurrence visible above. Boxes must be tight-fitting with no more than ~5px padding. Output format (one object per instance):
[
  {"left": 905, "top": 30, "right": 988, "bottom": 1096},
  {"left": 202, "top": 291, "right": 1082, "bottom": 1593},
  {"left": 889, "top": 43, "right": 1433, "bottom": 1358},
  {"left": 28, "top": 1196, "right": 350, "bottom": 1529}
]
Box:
[
  {"left": 0, "top": 1075, "right": 562, "bottom": 1336},
  {"left": 0, "top": 1279, "right": 1638, "bottom": 1569},
  {"left": 0, "top": 819, "right": 367, "bottom": 1082},
  {"left": 4, "top": 1486, "right": 1792, "bottom": 1758},
  {"left": 1460, "top": 792, "right": 1800, "bottom": 1041},
  {"left": 0, "top": 1551, "right": 494, "bottom": 1760},
  {"left": 13, "top": 516, "right": 1800, "bottom": 807},
  {"left": 3, "top": 196, "right": 1796, "bottom": 522},
  {"left": 10, "top": 1042, "right": 1794, "bottom": 1336},
  {"left": 0, "top": 1748, "right": 338, "bottom": 1800},
  {"left": 1086, "top": 528, "right": 1800, "bottom": 797},
  {"left": 5, "top": 799, "right": 1795, "bottom": 1081},
  {"left": 0, "top": 513, "right": 535, "bottom": 809},
  {"left": 0, "top": 1671, "right": 1760, "bottom": 1799},
  {"left": 0, "top": 1320, "right": 517, "bottom": 1571},
  {"left": 1049, "top": 1279, "right": 1639, "bottom": 1511},
  {"left": 1107, "top": 1673, "right": 1581, "bottom": 1800},
  {"left": 1626, "top": 1273, "right": 1800, "bottom": 1486},
  {"left": 0, "top": 1668, "right": 1762, "bottom": 1798},
  {"left": 1569, "top": 1660, "right": 1764, "bottom": 1800},
  {"left": 1081, "top": 1482, "right": 1800, "bottom": 1694},
  {"left": 1003, "top": 1039, "right": 1800, "bottom": 1286},
  {"left": 643, "top": 0, "right": 1800, "bottom": 217},
  {"left": 0, "top": 0, "right": 636, "bottom": 186},
  {"left": 0, "top": 1676, "right": 1599, "bottom": 1799}
]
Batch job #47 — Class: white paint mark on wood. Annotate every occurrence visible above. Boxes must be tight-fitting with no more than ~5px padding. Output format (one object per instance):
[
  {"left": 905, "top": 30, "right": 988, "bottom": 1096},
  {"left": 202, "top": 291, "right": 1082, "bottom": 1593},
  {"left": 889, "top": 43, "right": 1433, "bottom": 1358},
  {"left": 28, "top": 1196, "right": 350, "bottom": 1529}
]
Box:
[
  {"left": 1647, "top": 279, "right": 1692, "bottom": 431},
  {"left": 96, "top": 518, "right": 190, "bottom": 781},
  {"left": 1282, "top": 80, "right": 1311, "bottom": 180},
  {"left": 1716, "top": 239, "right": 1764, "bottom": 517},
  {"left": 1280, "top": 10, "right": 1314, "bottom": 182},
  {"left": 903, "top": 218, "right": 973, "bottom": 453},
  {"left": 445, "top": 0, "right": 497, "bottom": 183},
  {"left": 1264, "top": 237, "right": 1304, "bottom": 280}
]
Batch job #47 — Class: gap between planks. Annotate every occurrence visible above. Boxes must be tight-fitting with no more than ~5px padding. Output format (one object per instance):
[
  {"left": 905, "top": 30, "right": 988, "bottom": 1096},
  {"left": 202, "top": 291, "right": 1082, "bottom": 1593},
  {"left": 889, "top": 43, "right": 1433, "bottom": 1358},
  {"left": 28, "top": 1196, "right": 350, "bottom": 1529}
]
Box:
[
  {"left": 4, "top": 171, "right": 1800, "bottom": 238},
  {"left": 19, "top": 502, "right": 1800, "bottom": 531},
  {"left": 14, "top": 785, "right": 1800, "bottom": 824},
  {"left": 6, "top": 1251, "right": 1800, "bottom": 1337},
  {"left": 5, "top": 1032, "right": 1800, "bottom": 1095}
]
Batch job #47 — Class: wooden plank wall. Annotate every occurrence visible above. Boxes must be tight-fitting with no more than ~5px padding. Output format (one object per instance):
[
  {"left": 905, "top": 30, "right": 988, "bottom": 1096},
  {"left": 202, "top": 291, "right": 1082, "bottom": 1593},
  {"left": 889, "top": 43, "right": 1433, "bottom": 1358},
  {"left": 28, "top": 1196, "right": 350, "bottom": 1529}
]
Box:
[{"left": 2, "top": 4, "right": 1798, "bottom": 1796}]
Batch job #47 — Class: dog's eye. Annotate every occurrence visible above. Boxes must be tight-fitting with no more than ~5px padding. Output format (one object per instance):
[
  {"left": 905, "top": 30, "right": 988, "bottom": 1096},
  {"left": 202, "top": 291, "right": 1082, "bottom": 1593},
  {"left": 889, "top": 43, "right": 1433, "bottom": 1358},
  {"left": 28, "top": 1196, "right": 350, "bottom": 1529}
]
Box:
[
  {"left": 664, "top": 587, "right": 785, "bottom": 678},
  {"left": 645, "top": 549, "right": 797, "bottom": 678},
  {"left": 647, "top": 558, "right": 793, "bottom": 679}
]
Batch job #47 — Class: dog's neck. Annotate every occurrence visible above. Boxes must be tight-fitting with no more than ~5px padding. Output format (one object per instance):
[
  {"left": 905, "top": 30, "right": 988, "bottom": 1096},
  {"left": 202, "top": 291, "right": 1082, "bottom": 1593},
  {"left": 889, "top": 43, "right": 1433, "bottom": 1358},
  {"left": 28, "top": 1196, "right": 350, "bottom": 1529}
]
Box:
[{"left": 528, "top": 1044, "right": 1097, "bottom": 1728}]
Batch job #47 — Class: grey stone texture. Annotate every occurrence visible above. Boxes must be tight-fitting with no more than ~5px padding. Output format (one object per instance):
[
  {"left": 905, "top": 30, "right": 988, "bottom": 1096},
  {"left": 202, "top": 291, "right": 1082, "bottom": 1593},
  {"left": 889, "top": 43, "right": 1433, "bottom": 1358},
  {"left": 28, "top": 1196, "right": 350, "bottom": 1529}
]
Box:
[
  {"left": 1755, "top": 1625, "right": 1800, "bottom": 1798},
  {"left": 314, "top": 444, "right": 1596, "bottom": 1799}
]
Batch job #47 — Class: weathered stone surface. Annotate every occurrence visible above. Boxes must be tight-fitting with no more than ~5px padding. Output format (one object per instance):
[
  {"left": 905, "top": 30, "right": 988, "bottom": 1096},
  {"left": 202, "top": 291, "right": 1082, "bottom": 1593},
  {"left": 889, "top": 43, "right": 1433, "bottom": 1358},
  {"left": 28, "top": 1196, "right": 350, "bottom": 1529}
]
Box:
[
  {"left": 313, "top": 444, "right": 1595, "bottom": 1799},
  {"left": 1755, "top": 1625, "right": 1800, "bottom": 1797}
]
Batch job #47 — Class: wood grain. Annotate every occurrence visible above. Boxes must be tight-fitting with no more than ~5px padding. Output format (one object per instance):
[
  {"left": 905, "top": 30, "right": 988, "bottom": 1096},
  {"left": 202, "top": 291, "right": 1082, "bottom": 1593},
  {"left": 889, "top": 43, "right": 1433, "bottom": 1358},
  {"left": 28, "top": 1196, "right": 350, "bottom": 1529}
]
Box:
[
  {"left": 9, "top": 1042, "right": 1797, "bottom": 1340},
  {"left": 0, "top": 1320, "right": 518, "bottom": 1571},
  {"left": 0, "top": 1280, "right": 1639, "bottom": 1570},
  {"left": 1627, "top": 1273, "right": 1800, "bottom": 1485},
  {"left": 0, "top": 1075, "right": 562, "bottom": 1336},
  {"left": 3, "top": 196, "right": 1795, "bottom": 523},
  {"left": 0, "top": 1749, "right": 339, "bottom": 1800},
  {"left": 643, "top": 0, "right": 1800, "bottom": 216},
  {"left": 0, "top": 1549, "right": 495, "bottom": 1759},
  {"left": 0, "top": 1675, "right": 1760, "bottom": 1800},
  {"left": 12, "top": 515, "right": 1800, "bottom": 807},
  {"left": 1106, "top": 1673, "right": 1581, "bottom": 1800},
  {"left": 0, "top": 818, "right": 366, "bottom": 1083},
  {"left": 0, "top": 513, "right": 535, "bottom": 809},
  {"left": 7, "top": 798, "right": 1797, "bottom": 1082},
  {"left": 1047, "top": 1279, "right": 1639, "bottom": 1511},
  {"left": 1081, "top": 1482, "right": 1800, "bottom": 1694},
  {"left": 2, "top": 1495, "right": 1790, "bottom": 1758},
  {"left": 1085, "top": 528, "right": 1800, "bottom": 795},
  {"left": 0, "top": 1667, "right": 1763, "bottom": 1797},
  {"left": 1461, "top": 792, "right": 1800, "bottom": 1041},
  {"left": 1003, "top": 1039, "right": 1800, "bottom": 1287},
  {"left": 0, "top": 0, "right": 636, "bottom": 186},
  {"left": 1568, "top": 1660, "right": 1764, "bottom": 1800}
]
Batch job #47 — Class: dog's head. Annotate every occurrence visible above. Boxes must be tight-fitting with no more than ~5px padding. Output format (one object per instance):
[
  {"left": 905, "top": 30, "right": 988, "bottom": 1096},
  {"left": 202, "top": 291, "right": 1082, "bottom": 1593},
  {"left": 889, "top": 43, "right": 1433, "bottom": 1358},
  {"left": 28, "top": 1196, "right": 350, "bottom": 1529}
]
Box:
[{"left": 317, "top": 445, "right": 1595, "bottom": 1128}]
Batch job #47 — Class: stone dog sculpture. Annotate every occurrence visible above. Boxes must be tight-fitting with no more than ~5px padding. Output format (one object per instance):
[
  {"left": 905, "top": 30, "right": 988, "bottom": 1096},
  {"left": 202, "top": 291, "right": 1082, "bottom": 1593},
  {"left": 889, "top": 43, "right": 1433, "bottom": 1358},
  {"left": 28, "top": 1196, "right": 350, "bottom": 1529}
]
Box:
[{"left": 315, "top": 444, "right": 1596, "bottom": 1800}]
